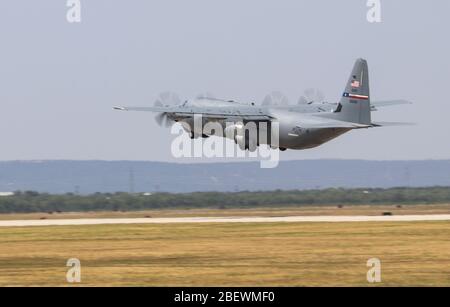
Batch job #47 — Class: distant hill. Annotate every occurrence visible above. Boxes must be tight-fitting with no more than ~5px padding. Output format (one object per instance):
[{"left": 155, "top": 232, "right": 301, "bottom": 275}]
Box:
[{"left": 0, "top": 160, "right": 449, "bottom": 194}]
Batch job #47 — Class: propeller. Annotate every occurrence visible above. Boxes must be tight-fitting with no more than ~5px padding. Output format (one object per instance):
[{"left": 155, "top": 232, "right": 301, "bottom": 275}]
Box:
[
  {"left": 153, "top": 91, "right": 181, "bottom": 127},
  {"left": 155, "top": 113, "right": 174, "bottom": 128},
  {"left": 298, "top": 88, "right": 325, "bottom": 105},
  {"left": 154, "top": 91, "right": 181, "bottom": 106},
  {"left": 261, "top": 91, "right": 290, "bottom": 106},
  {"left": 195, "top": 92, "right": 216, "bottom": 99}
]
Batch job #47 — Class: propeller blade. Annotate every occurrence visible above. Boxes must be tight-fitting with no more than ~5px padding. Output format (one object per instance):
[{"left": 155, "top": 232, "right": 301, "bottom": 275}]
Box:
[
  {"left": 153, "top": 91, "right": 180, "bottom": 128},
  {"left": 298, "top": 88, "right": 326, "bottom": 105},
  {"left": 155, "top": 113, "right": 166, "bottom": 126},
  {"left": 297, "top": 96, "right": 309, "bottom": 105},
  {"left": 154, "top": 91, "right": 181, "bottom": 107},
  {"left": 155, "top": 113, "right": 174, "bottom": 128},
  {"left": 262, "top": 91, "right": 290, "bottom": 106},
  {"left": 196, "top": 92, "right": 216, "bottom": 99},
  {"left": 164, "top": 117, "right": 174, "bottom": 128}
]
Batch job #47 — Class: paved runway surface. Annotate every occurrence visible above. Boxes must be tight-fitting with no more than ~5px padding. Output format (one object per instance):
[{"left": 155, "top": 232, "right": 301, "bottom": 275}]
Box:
[{"left": 1, "top": 215, "right": 450, "bottom": 227}]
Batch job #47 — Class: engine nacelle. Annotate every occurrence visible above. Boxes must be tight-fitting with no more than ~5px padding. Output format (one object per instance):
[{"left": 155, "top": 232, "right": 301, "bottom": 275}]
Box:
[
  {"left": 180, "top": 119, "right": 204, "bottom": 139},
  {"left": 224, "top": 123, "right": 258, "bottom": 152}
]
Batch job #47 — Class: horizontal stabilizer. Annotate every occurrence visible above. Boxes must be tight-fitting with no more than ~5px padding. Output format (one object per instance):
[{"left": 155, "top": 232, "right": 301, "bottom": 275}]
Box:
[
  {"left": 371, "top": 100, "right": 412, "bottom": 111},
  {"left": 371, "top": 121, "right": 416, "bottom": 127},
  {"left": 299, "top": 115, "right": 372, "bottom": 129}
]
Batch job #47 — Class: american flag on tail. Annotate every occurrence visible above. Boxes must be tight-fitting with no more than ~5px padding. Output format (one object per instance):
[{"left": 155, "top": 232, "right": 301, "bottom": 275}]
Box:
[{"left": 351, "top": 80, "right": 360, "bottom": 88}]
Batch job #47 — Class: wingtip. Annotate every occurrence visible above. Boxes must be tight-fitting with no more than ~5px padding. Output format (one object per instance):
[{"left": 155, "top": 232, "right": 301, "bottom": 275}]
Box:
[
  {"left": 113, "top": 106, "right": 127, "bottom": 111},
  {"left": 398, "top": 100, "right": 413, "bottom": 105}
]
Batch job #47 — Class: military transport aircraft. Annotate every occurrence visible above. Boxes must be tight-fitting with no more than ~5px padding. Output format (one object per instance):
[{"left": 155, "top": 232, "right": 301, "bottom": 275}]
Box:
[{"left": 114, "top": 59, "right": 411, "bottom": 151}]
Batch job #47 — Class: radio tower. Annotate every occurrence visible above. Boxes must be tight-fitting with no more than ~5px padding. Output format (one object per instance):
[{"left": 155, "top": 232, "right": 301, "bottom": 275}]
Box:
[{"left": 129, "top": 168, "right": 135, "bottom": 194}]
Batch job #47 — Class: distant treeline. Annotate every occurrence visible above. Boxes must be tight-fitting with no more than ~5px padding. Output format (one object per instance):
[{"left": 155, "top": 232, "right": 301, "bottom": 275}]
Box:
[{"left": 1, "top": 187, "right": 450, "bottom": 213}]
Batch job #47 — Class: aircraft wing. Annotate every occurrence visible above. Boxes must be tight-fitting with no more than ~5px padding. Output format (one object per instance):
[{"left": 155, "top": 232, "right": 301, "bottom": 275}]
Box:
[
  {"left": 113, "top": 105, "right": 273, "bottom": 121},
  {"left": 113, "top": 106, "right": 177, "bottom": 112},
  {"left": 114, "top": 105, "right": 373, "bottom": 128}
]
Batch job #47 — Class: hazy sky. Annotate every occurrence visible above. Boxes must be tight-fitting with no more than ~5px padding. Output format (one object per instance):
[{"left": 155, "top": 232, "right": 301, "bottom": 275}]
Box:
[{"left": 1, "top": 0, "right": 449, "bottom": 162}]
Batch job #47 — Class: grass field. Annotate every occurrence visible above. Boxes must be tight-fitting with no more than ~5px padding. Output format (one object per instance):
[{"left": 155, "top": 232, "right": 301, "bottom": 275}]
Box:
[
  {"left": 1, "top": 204, "right": 449, "bottom": 221},
  {"left": 1, "top": 221, "right": 450, "bottom": 286}
]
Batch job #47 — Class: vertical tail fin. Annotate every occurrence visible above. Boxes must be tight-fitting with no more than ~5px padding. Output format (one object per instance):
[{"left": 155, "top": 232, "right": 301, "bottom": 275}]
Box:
[{"left": 333, "top": 58, "right": 372, "bottom": 125}]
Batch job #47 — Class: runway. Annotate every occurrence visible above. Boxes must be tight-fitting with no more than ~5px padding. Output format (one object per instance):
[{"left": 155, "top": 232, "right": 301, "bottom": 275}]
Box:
[{"left": 1, "top": 214, "right": 450, "bottom": 227}]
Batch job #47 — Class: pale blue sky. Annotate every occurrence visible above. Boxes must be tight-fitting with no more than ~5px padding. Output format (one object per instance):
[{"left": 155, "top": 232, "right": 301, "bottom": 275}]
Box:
[{"left": 0, "top": 0, "right": 449, "bottom": 161}]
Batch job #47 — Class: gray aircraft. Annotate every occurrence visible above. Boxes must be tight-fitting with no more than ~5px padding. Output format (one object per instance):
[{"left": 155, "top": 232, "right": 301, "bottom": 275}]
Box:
[{"left": 115, "top": 59, "right": 411, "bottom": 151}]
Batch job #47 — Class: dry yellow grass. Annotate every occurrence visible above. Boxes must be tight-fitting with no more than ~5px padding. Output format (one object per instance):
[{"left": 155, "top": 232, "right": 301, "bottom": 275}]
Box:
[{"left": 0, "top": 221, "right": 450, "bottom": 286}]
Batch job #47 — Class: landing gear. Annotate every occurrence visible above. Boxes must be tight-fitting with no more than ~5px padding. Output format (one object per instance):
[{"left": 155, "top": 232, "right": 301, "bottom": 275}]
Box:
[{"left": 279, "top": 147, "right": 287, "bottom": 152}]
